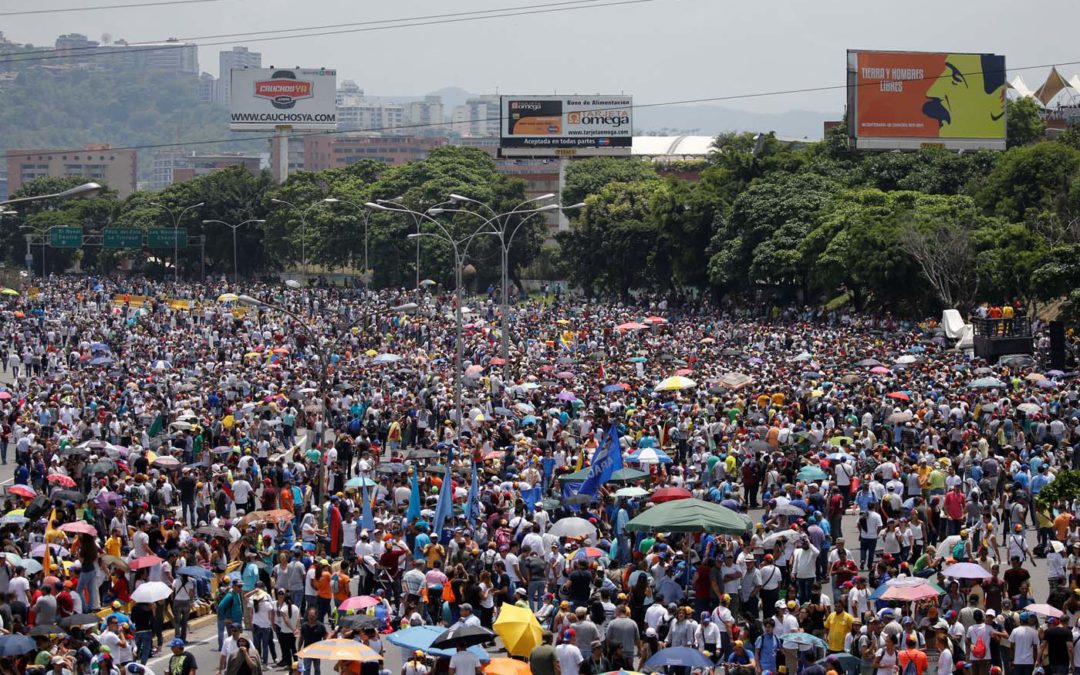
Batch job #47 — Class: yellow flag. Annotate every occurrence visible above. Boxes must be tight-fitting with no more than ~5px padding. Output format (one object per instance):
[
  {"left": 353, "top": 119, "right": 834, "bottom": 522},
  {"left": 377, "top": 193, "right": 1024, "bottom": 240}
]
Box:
[{"left": 43, "top": 508, "right": 57, "bottom": 577}]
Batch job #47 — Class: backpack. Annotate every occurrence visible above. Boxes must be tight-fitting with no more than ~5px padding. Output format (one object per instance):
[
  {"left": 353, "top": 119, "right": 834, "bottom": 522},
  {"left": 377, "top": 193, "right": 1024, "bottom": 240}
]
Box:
[
  {"left": 902, "top": 652, "right": 919, "bottom": 675},
  {"left": 971, "top": 632, "right": 987, "bottom": 659}
]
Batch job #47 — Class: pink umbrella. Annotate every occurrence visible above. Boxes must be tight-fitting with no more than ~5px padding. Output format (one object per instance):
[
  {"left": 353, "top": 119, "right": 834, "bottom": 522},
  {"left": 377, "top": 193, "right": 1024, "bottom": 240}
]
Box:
[
  {"left": 617, "top": 322, "right": 647, "bottom": 331},
  {"left": 129, "top": 555, "right": 164, "bottom": 570},
  {"left": 644, "top": 316, "right": 667, "bottom": 324},
  {"left": 675, "top": 368, "right": 693, "bottom": 376},
  {"left": 555, "top": 371, "right": 574, "bottom": 379},
  {"left": 881, "top": 584, "right": 939, "bottom": 601},
  {"left": 59, "top": 522, "right": 98, "bottom": 536},
  {"left": 870, "top": 366, "right": 890, "bottom": 375},
  {"left": 338, "top": 595, "right": 380, "bottom": 612},
  {"left": 941, "top": 562, "right": 992, "bottom": 579},
  {"left": 1025, "top": 603, "right": 1064, "bottom": 619},
  {"left": 46, "top": 474, "right": 75, "bottom": 488}
]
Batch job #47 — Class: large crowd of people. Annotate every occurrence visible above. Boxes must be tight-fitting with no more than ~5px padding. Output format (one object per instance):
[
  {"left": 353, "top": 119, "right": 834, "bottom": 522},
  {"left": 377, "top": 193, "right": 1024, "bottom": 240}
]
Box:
[{"left": 0, "top": 275, "right": 1076, "bottom": 675}]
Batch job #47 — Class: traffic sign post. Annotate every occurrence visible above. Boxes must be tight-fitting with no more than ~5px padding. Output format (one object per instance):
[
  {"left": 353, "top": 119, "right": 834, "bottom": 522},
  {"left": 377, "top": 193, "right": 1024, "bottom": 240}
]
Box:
[
  {"left": 103, "top": 228, "right": 144, "bottom": 248},
  {"left": 49, "top": 227, "right": 83, "bottom": 248},
  {"left": 147, "top": 228, "right": 188, "bottom": 248}
]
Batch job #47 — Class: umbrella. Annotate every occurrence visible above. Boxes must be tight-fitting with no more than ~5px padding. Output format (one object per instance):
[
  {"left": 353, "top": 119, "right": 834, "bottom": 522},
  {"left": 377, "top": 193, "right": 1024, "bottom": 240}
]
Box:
[
  {"left": 406, "top": 449, "right": 438, "bottom": 460},
  {"left": 716, "top": 372, "right": 754, "bottom": 390},
  {"left": 218, "top": 293, "right": 239, "bottom": 302},
  {"left": 886, "top": 392, "right": 910, "bottom": 401},
  {"left": 894, "top": 355, "right": 919, "bottom": 365},
  {"left": 942, "top": 562, "right": 992, "bottom": 579},
  {"left": 887, "top": 411, "right": 913, "bottom": 424},
  {"left": 1017, "top": 403, "right": 1042, "bottom": 415},
  {"left": 338, "top": 595, "right": 381, "bottom": 612},
  {"left": 644, "top": 647, "right": 714, "bottom": 670},
  {"left": 797, "top": 466, "right": 829, "bottom": 482},
  {"left": 59, "top": 522, "right": 97, "bottom": 536},
  {"left": 20, "top": 559, "right": 42, "bottom": 574},
  {"left": 880, "top": 583, "right": 939, "bottom": 601},
  {"left": 870, "top": 366, "right": 891, "bottom": 375},
  {"left": 129, "top": 555, "right": 164, "bottom": 570},
  {"left": 177, "top": 566, "right": 213, "bottom": 580},
  {"left": 492, "top": 603, "right": 543, "bottom": 657},
  {"left": 345, "top": 476, "right": 378, "bottom": 489},
  {"left": 60, "top": 613, "right": 101, "bottom": 628},
  {"left": 297, "top": 639, "right": 382, "bottom": 662},
  {"left": 857, "top": 358, "right": 883, "bottom": 367},
  {"left": 614, "top": 487, "right": 648, "bottom": 498},
  {"left": 549, "top": 517, "right": 598, "bottom": 541},
  {"left": 772, "top": 503, "right": 806, "bottom": 517},
  {"left": 337, "top": 614, "right": 384, "bottom": 630},
  {"left": 1025, "top": 603, "right": 1064, "bottom": 618},
  {"left": 195, "top": 526, "right": 231, "bottom": 539},
  {"left": 89, "top": 461, "right": 118, "bottom": 474},
  {"left": 30, "top": 544, "right": 69, "bottom": 558},
  {"left": 29, "top": 624, "right": 62, "bottom": 637},
  {"left": 52, "top": 489, "right": 85, "bottom": 502},
  {"left": 131, "top": 581, "right": 172, "bottom": 603},
  {"left": 655, "top": 376, "right": 696, "bottom": 391},
  {"left": 386, "top": 626, "right": 490, "bottom": 662},
  {"left": 625, "top": 498, "right": 751, "bottom": 535},
  {"left": 430, "top": 624, "right": 496, "bottom": 649},
  {"left": 101, "top": 555, "right": 130, "bottom": 572},
  {"left": 46, "top": 474, "right": 76, "bottom": 488},
  {"left": 0, "top": 635, "right": 36, "bottom": 656},
  {"left": 572, "top": 546, "right": 609, "bottom": 560},
  {"left": 651, "top": 487, "right": 693, "bottom": 503},
  {"left": 0, "top": 514, "right": 27, "bottom": 526},
  {"left": 152, "top": 456, "right": 182, "bottom": 468},
  {"left": 762, "top": 529, "right": 804, "bottom": 547},
  {"left": 7, "top": 485, "right": 34, "bottom": 499},
  {"left": 968, "top": 377, "right": 1006, "bottom": 389},
  {"left": 372, "top": 354, "right": 402, "bottom": 364},
  {"left": 484, "top": 658, "right": 532, "bottom": 675},
  {"left": 782, "top": 633, "right": 829, "bottom": 650},
  {"left": 629, "top": 448, "right": 672, "bottom": 465}
]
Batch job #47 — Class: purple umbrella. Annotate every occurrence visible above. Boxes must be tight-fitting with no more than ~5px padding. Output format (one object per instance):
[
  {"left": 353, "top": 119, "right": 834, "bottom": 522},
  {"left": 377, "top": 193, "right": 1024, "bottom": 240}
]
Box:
[
  {"left": 30, "top": 544, "right": 69, "bottom": 558},
  {"left": 942, "top": 562, "right": 992, "bottom": 579},
  {"left": 557, "top": 390, "right": 577, "bottom": 402}
]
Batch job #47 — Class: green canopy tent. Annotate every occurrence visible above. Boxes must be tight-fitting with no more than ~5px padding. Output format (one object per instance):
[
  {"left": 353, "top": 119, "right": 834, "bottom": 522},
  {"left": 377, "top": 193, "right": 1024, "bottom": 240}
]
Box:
[
  {"left": 625, "top": 498, "right": 752, "bottom": 535},
  {"left": 557, "top": 467, "right": 649, "bottom": 484}
]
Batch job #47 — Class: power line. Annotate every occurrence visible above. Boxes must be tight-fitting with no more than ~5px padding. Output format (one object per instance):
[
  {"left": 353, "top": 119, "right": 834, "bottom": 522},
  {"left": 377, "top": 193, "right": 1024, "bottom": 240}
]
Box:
[
  {"left": 0, "top": 0, "right": 660, "bottom": 63},
  {"left": 1, "top": 57, "right": 1069, "bottom": 161},
  {"left": 0, "top": 0, "right": 222, "bottom": 17}
]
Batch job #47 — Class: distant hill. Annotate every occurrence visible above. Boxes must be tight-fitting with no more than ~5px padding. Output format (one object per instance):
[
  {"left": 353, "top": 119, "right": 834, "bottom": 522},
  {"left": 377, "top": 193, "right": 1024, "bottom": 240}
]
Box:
[{"left": 634, "top": 105, "right": 835, "bottom": 140}]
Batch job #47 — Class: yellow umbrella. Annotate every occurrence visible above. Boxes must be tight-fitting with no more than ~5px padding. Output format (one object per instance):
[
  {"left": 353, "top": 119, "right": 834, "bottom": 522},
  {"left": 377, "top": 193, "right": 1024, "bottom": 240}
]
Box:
[
  {"left": 492, "top": 603, "right": 542, "bottom": 657},
  {"left": 4, "top": 509, "right": 24, "bottom": 517},
  {"left": 217, "top": 293, "right": 239, "bottom": 302},
  {"left": 483, "top": 658, "right": 532, "bottom": 675},
  {"left": 297, "top": 639, "right": 381, "bottom": 662},
  {"left": 365, "top": 349, "right": 378, "bottom": 357},
  {"left": 244, "top": 352, "right": 261, "bottom": 359},
  {"left": 654, "top": 375, "right": 697, "bottom": 392},
  {"left": 0, "top": 288, "right": 18, "bottom": 296}
]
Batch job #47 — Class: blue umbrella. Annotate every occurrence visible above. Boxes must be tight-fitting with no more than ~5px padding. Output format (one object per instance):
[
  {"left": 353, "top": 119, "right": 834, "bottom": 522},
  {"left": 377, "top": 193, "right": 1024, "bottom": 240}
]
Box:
[
  {"left": 89, "top": 342, "right": 109, "bottom": 352},
  {"left": 90, "top": 356, "right": 113, "bottom": 366},
  {"left": 781, "top": 632, "right": 828, "bottom": 650},
  {"left": 601, "top": 384, "right": 626, "bottom": 393},
  {"left": 797, "top": 466, "right": 828, "bottom": 481},
  {"left": 345, "top": 476, "right": 377, "bottom": 489},
  {"left": 628, "top": 356, "right": 647, "bottom": 363},
  {"left": 177, "top": 566, "right": 212, "bottom": 580},
  {"left": 0, "top": 634, "right": 37, "bottom": 656},
  {"left": 801, "top": 371, "right": 824, "bottom": 379},
  {"left": 386, "top": 626, "right": 490, "bottom": 662},
  {"left": 521, "top": 415, "right": 537, "bottom": 425},
  {"left": 645, "top": 647, "right": 715, "bottom": 670}
]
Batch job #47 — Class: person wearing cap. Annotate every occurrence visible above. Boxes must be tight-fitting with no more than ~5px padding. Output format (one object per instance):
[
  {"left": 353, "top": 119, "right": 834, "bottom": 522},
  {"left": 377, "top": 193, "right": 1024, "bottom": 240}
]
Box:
[
  {"left": 724, "top": 639, "right": 757, "bottom": 675},
  {"left": 216, "top": 577, "right": 245, "bottom": 652},
  {"left": 759, "top": 554, "right": 781, "bottom": 619},
  {"left": 403, "top": 650, "right": 429, "bottom": 675},
  {"left": 897, "top": 633, "right": 929, "bottom": 675},
  {"left": 966, "top": 609, "right": 1006, "bottom": 675},
  {"left": 571, "top": 607, "right": 599, "bottom": 654},
  {"left": 697, "top": 611, "right": 722, "bottom": 662},
  {"left": 167, "top": 639, "right": 196, "bottom": 675},
  {"left": 554, "top": 629, "right": 582, "bottom": 675},
  {"left": 1039, "top": 615, "right": 1071, "bottom": 675}
]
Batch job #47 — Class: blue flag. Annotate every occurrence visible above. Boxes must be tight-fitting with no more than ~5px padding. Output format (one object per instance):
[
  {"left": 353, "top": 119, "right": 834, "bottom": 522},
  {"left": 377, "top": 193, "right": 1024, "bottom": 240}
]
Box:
[
  {"left": 360, "top": 479, "right": 376, "bottom": 532},
  {"left": 433, "top": 463, "right": 453, "bottom": 534},
  {"left": 520, "top": 486, "right": 542, "bottom": 511},
  {"left": 465, "top": 464, "right": 480, "bottom": 527},
  {"left": 406, "top": 468, "right": 421, "bottom": 523},
  {"left": 576, "top": 423, "right": 623, "bottom": 499}
]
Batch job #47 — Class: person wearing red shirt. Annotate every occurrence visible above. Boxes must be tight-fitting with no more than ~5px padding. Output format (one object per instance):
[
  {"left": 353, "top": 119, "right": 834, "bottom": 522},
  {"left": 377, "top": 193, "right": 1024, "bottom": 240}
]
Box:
[
  {"left": 943, "top": 485, "right": 966, "bottom": 536},
  {"left": 830, "top": 549, "right": 859, "bottom": 590},
  {"left": 56, "top": 581, "right": 75, "bottom": 618}
]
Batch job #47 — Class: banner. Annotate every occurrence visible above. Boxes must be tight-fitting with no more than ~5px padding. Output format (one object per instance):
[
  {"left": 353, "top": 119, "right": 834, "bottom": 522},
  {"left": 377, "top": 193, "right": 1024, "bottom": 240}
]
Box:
[{"left": 847, "top": 50, "right": 1006, "bottom": 150}]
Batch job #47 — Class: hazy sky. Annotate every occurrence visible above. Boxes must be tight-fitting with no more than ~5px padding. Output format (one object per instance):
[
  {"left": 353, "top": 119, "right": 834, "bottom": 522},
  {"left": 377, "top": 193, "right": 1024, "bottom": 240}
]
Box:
[{"left": 5, "top": 0, "right": 1080, "bottom": 113}]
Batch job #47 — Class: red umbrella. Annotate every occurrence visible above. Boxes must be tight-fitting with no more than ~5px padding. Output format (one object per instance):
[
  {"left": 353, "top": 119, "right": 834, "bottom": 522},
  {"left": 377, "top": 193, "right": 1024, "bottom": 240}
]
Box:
[
  {"left": 490, "top": 358, "right": 507, "bottom": 366},
  {"left": 46, "top": 474, "right": 76, "bottom": 488},
  {"left": 651, "top": 487, "right": 693, "bottom": 503},
  {"left": 675, "top": 368, "right": 693, "bottom": 376},
  {"left": 59, "top": 522, "right": 98, "bottom": 536},
  {"left": 644, "top": 316, "right": 667, "bottom": 325},
  {"left": 129, "top": 555, "right": 164, "bottom": 570},
  {"left": 7, "top": 485, "right": 34, "bottom": 499},
  {"left": 886, "top": 392, "right": 910, "bottom": 401}
]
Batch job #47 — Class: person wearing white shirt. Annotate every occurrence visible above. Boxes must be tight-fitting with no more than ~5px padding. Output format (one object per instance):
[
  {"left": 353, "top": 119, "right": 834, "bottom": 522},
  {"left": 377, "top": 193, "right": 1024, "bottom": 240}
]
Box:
[
  {"left": 1008, "top": 615, "right": 1040, "bottom": 672},
  {"left": 449, "top": 646, "right": 482, "bottom": 675},
  {"left": 554, "top": 635, "right": 583, "bottom": 675}
]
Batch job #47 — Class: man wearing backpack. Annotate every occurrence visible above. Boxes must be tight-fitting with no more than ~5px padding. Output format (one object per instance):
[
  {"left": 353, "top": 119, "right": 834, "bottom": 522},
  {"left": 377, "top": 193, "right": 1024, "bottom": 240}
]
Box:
[
  {"left": 898, "top": 635, "right": 929, "bottom": 675},
  {"left": 966, "top": 610, "right": 1008, "bottom": 675}
]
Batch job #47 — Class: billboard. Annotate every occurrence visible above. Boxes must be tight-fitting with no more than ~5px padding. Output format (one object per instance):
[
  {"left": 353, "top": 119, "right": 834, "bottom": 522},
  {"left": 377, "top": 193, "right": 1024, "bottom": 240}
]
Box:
[
  {"left": 500, "top": 95, "right": 632, "bottom": 157},
  {"left": 847, "top": 50, "right": 1006, "bottom": 150},
  {"left": 229, "top": 67, "right": 337, "bottom": 131}
]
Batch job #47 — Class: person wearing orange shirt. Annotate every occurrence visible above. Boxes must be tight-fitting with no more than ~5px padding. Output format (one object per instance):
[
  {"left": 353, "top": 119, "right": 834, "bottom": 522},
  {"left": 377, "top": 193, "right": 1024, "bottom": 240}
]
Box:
[
  {"left": 1053, "top": 507, "right": 1072, "bottom": 542},
  {"left": 314, "top": 561, "right": 333, "bottom": 623}
]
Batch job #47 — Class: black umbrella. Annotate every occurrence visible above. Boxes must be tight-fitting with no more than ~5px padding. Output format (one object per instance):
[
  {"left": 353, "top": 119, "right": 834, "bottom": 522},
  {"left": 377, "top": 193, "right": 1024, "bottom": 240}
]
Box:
[
  {"left": 337, "top": 613, "right": 383, "bottom": 630},
  {"left": 52, "top": 489, "right": 85, "bottom": 502},
  {"left": 374, "top": 463, "right": 407, "bottom": 475},
  {"left": 61, "top": 446, "right": 89, "bottom": 458},
  {"left": 0, "top": 635, "right": 37, "bottom": 655},
  {"left": 747, "top": 440, "right": 771, "bottom": 453},
  {"left": 30, "top": 624, "right": 62, "bottom": 636},
  {"left": 60, "top": 614, "right": 101, "bottom": 628},
  {"left": 423, "top": 464, "right": 447, "bottom": 474},
  {"left": 430, "top": 625, "right": 495, "bottom": 649},
  {"left": 562, "top": 494, "right": 592, "bottom": 506},
  {"left": 89, "top": 461, "right": 117, "bottom": 474},
  {"left": 406, "top": 449, "right": 437, "bottom": 460}
]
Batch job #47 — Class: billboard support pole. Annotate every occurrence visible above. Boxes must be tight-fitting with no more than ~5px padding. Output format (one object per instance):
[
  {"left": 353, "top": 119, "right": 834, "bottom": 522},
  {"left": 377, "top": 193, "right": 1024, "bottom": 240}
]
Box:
[
  {"left": 558, "top": 158, "right": 570, "bottom": 232},
  {"left": 276, "top": 125, "right": 292, "bottom": 184}
]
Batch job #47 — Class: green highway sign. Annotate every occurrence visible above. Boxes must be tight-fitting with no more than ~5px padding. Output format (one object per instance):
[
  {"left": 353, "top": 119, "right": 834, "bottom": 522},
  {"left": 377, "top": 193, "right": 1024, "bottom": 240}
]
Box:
[
  {"left": 103, "top": 228, "right": 143, "bottom": 248},
  {"left": 147, "top": 228, "right": 188, "bottom": 248},
  {"left": 49, "top": 227, "right": 83, "bottom": 248}
]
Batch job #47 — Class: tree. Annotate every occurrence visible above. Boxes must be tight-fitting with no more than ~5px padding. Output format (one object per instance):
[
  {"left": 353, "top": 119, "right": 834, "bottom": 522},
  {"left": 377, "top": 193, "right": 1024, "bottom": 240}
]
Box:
[
  {"left": 976, "top": 142, "right": 1080, "bottom": 222},
  {"left": 561, "top": 157, "right": 658, "bottom": 206},
  {"left": 1006, "top": 97, "right": 1047, "bottom": 148}
]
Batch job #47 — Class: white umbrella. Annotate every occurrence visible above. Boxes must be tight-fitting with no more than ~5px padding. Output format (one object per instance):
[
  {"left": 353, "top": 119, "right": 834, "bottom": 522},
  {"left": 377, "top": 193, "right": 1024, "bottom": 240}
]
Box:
[
  {"left": 131, "top": 581, "right": 172, "bottom": 603},
  {"left": 1017, "top": 402, "right": 1042, "bottom": 415},
  {"left": 549, "top": 517, "right": 598, "bottom": 542},
  {"left": 894, "top": 355, "right": 918, "bottom": 365},
  {"left": 614, "top": 487, "right": 649, "bottom": 498}
]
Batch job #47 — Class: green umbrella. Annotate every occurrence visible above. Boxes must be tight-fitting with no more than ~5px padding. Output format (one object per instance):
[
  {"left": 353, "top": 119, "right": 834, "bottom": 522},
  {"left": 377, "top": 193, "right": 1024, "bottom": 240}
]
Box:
[
  {"left": 625, "top": 498, "right": 751, "bottom": 535},
  {"left": 797, "top": 466, "right": 829, "bottom": 481}
]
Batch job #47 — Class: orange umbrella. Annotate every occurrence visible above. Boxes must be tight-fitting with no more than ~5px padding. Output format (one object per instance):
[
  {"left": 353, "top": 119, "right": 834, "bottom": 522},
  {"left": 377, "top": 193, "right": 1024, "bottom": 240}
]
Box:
[{"left": 484, "top": 659, "right": 531, "bottom": 675}]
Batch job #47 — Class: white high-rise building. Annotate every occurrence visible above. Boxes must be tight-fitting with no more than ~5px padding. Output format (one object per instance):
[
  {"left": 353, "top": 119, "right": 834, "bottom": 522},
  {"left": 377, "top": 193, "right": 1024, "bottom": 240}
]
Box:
[
  {"left": 407, "top": 96, "right": 445, "bottom": 133},
  {"left": 217, "top": 46, "right": 261, "bottom": 106},
  {"left": 450, "top": 95, "right": 500, "bottom": 137}
]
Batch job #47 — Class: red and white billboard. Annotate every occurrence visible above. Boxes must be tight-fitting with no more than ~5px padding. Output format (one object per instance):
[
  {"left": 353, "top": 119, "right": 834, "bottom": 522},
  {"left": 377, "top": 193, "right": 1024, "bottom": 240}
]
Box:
[{"left": 229, "top": 67, "right": 337, "bottom": 131}]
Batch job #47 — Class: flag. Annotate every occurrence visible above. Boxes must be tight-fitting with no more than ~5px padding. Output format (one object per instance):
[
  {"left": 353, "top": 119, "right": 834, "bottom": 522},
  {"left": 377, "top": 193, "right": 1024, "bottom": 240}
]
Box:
[
  {"left": 574, "top": 447, "right": 585, "bottom": 471},
  {"left": 598, "top": 362, "right": 605, "bottom": 381},
  {"left": 147, "top": 413, "right": 164, "bottom": 438},
  {"left": 576, "top": 423, "right": 623, "bottom": 499},
  {"left": 43, "top": 508, "right": 57, "bottom": 578},
  {"left": 465, "top": 464, "right": 480, "bottom": 526},
  {"left": 520, "top": 486, "right": 542, "bottom": 511},
  {"left": 406, "top": 469, "right": 421, "bottom": 523},
  {"left": 432, "top": 463, "right": 453, "bottom": 535},
  {"left": 360, "top": 479, "right": 376, "bottom": 532}
]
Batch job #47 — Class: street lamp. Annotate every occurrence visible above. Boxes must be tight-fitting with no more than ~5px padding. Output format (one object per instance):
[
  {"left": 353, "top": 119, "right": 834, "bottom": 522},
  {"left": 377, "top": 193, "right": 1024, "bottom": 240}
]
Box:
[
  {"left": 322, "top": 198, "right": 372, "bottom": 286},
  {"left": 271, "top": 198, "right": 326, "bottom": 281},
  {"left": 20, "top": 224, "right": 61, "bottom": 276},
  {"left": 431, "top": 195, "right": 580, "bottom": 375},
  {"left": 0, "top": 182, "right": 102, "bottom": 208},
  {"left": 150, "top": 201, "right": 203, "bottom": 282},
  {"left": 202, "top": 219, "right": 265, "bottom": 284},
  {"left": 376, "top": 197, "right": 451, "bottom": 289}
]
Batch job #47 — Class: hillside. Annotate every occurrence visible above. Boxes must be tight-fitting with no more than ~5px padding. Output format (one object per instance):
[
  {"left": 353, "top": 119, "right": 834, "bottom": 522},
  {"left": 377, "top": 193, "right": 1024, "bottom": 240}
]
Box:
[{"left": 0, "top": 67, "right": 264, "bottom": 182}]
